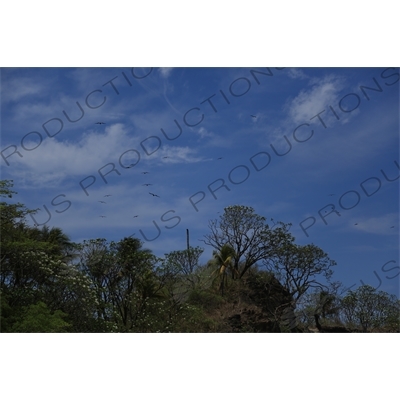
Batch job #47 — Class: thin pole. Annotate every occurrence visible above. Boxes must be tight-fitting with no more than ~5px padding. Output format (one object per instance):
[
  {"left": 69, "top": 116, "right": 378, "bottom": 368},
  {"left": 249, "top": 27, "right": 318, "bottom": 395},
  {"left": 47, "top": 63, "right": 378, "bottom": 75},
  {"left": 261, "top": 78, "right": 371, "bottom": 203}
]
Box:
[{"left": 186, "top": 229, "right": 192, "bottom": 271}]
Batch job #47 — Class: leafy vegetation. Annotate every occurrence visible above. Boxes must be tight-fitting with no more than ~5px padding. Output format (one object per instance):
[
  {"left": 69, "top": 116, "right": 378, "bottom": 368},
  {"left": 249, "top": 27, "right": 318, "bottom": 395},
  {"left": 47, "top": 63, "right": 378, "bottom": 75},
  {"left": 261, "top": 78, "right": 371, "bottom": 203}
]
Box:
[{"left": 1, "top": 180, "right": 398, "bottom": 333}]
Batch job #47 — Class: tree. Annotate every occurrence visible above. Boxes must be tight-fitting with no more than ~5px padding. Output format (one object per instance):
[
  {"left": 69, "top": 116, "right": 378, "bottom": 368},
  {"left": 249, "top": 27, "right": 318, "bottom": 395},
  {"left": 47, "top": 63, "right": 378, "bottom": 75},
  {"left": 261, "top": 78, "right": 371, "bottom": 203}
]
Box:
[
  {"left": 203, "top": 205, "right": 292, "bottom": 279},
  {"left": 158, "top": 246, "right": 205, "bottom": 308},
  {"left": 210, "top": 243, "right": 236, "bottom": 295},
  {"left": 77, "top": 237, "right": 164, "bottom": 332},
  {"left": 11, "top": 301, "right": 71, "bottom": 333},
  {"left": 341, "top": 285, "right": 400, "bottom": 332},
  {"left": 162, "top": 246, "right": 204, "bottom": 276},
  {"left": 29, "top": 226, "right": 77, "bottom": 262},
  {"left": 265, "top": 243, "right": 336, "bottom": 304},
  {"left": 0, "top": 180, "right": 100, "bottom": 332}
]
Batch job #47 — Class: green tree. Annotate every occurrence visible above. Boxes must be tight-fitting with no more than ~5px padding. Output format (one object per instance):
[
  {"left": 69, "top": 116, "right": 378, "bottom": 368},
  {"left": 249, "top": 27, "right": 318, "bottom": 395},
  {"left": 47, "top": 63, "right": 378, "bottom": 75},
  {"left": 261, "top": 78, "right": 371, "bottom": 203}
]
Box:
[
  {"left": 77, "top": 237, "right": 164, "bottom": 332},
  {"left": 28, "top": 226, "right": 77, "bottom": 262},
  {"left": 266, "top": 243, "right": 336, "bottom": 304},
  {"left": 203, "top": 205, "right": 292, "bottom": 279},
  {"left": 0, "top": 179, "right": 98, "bottom": 332},
  {"left": 341, "top": 285, "right": 400, "bottom": 332},
  {"left": 163, "top": 246, "right": 204, "bottom": 275},
  {"left": 11, "top": 301, "right": 71, "bottom": 333},
  {"left": 209, "top": 244, "right": 236, "bottom": 295}
]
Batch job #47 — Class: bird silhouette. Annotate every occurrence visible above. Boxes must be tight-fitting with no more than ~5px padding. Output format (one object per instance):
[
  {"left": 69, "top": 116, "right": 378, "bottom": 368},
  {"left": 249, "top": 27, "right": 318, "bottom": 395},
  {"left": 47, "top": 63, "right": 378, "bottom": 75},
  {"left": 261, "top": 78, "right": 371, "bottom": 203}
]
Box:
[
  {"left": 217, "top": 157, "right": 223, "bottom": 160},
  {"left": 99, "top": 216, "right": 106, "bottom": 218},
  {"left": 142, "top": 172, "right": 149, "bottom": 174},
  {"left": 95, "top": 122, "right": 106, "bottom": 124},
  {"left": 163, "top": 156, "right": 169, "bottom": 159},
  {"left": 133, "top": 215, "right": 138, "bottom": 218},
  {"left": 98, "top": 201, "right": 106, "bottom": 204},
  {"left": 354, "top": 223, "right": 358, "bottom": 225},
  {"left": 250, "top": 115, "right": 257, "bottom": 118},
  {"left": 104, "top": 195, "right": 112, "bottom": 197},
  {"left": 149, "top": 192, "right": 160, "bottom": 197},
  {"left": 390, "top": 226, "right": 395, "bottom": 228},
  {"left": 142, "top": 184, "right": 152, "bottom": 186}
]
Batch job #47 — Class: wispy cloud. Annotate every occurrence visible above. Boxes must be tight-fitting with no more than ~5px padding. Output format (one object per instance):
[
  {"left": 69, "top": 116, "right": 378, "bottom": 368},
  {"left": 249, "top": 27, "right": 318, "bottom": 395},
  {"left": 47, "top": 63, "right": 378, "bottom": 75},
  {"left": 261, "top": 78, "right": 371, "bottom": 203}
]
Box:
[
  {"left": 350, "top": 213, "right": 398, "bottom": 235},
  {"left": 286, "top": 75, "right": 345, "bottom": 124},
  {"left": 10, "top": 123, "right": 135, "bottom": 186},
  {"left": 159, "top": 68, "right": 174, "bottom": 78},
  {"left": 149, "top": 145, "right": 204, "bottom": 164},
  {"left": 196, "top": 127, "right": 214, "bottom": 139},
  {"left": 1, "top": 76, "right": 48, "bottom": 103},
  {"left": 287, "top": 68, "right": 309, "bottom": 80},
  {"left": 10, "top": 122, "right": 207, "bottom": 188},
  {"left": 194, "top": 127, "right": 231, "bottom": 148}
]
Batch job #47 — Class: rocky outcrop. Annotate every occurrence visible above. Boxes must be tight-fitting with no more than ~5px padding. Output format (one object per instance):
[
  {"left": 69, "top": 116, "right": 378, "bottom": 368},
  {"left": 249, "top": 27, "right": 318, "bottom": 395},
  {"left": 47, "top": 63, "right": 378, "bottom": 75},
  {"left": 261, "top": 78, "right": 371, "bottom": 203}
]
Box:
[{"left": 222, "top": 271, "right": 301, "bottom": 332}]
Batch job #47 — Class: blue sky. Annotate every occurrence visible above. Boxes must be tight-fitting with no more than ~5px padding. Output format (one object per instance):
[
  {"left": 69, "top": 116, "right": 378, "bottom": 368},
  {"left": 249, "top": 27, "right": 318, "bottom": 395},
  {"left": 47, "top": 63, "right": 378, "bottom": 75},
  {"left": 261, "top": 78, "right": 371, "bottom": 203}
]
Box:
[
  {"left": 1, "top": 2, "right": 399, "bottom": 398},
  {"left": 1, "top": 67, "right": 399, "bottom": 296}
]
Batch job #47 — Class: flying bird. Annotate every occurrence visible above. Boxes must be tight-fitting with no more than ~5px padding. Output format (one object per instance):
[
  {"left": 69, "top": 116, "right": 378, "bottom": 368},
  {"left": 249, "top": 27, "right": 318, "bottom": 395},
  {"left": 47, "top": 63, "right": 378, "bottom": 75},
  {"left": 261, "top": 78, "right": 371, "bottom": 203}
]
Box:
[
  {"left": 133, "top": 215, "right": 139, "bottom": 218},
  {"left": 163, "top": 156, "right": 169, "bottom": 159},
  {"left": 217, "top": 157, "right": 223, "bottom": 160},
  {"left": 95, "top": 122, "right": 106, "bottom": 125},
  {"left": 98, "top": 201, "right": 106, "bottom": 204},
  {"left": 149, "top": 192, "right": 160, "bottom": 197},
  {"left": 354, "top": 223, "right": 358, "bottom": 225},
  {"left": 104, "top": 195, "right": 112, "bottom": 197},
  {"left": 99, "top": 216, "right": 106, "bottom": 218},
  {"left": 142, "top": 172, "right": 149, "bottom": 174},
  {"left": 250, "top": 115, "right": 257, "bottom": 118},
  {"left": 142, "top": 184, "right": 152, "bottom": 186},
  {"left": 390, "top": 226, "right": 395, "bottom": 228}
]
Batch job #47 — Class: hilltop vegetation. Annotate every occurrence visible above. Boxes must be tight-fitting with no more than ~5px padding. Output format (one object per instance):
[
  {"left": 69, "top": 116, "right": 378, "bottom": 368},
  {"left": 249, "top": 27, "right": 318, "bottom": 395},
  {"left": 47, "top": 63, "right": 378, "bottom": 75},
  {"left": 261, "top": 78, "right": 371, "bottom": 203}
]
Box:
[{"left": 1, "top": 180, "right": 399, "bottom": 333}]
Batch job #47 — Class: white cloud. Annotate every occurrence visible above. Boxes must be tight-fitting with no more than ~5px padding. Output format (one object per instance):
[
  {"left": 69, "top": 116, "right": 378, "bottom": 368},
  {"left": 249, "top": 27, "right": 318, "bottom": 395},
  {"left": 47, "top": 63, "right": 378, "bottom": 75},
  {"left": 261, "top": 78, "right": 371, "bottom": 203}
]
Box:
[
  {"left": 350, "top": 213, "right": 398, "bottom": 235},
  {"left": 287, "top": 75, "right": 345, "bottom": 124},
  {"left": 1, "top": 77, "right": 47, "bottom": 103},
  {"left": 194, "top": 127, "right": 231, "bottom": 148},
  {"left": 287, "top": 68, "right": 308, "bottom": 80},
  {"left": 197, "top": 127, "right": 214, "bottom": 139},
  {"left": 10, "top": 123, "right": 135, "bottom": 186},
  {"left": 149, "top": 145, "right": 204, "bottom": 164},
  {"left": 159, "top": 68, "right": 174, "bottom": 78},
  {"left": 9, "top": 123, "right": 207, "bottom": 187}
]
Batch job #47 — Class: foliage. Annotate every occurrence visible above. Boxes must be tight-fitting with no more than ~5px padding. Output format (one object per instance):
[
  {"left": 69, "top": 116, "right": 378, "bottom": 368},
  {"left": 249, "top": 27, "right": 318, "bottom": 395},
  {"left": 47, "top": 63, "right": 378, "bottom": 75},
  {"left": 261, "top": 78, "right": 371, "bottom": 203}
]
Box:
[
  {"left": 341, "top": 285, "right": 400, "bottom": 332},
  {"left": 11, "top": 301, "right": 71, "bottom": 333},
  {"left": 266, "top": 243, "right": 336, "bottom": 303},
  {"left": 209, "top": 243, "right": 236, "bottom": 295},
  {"left": 1, "top": 182, "right": 398, "bottom": 333},
  {"left": 203, "top": 205, "right": 293, "bottom": 279},
  {"left": 163, "top": 246, "right": 204, "bottom": 275}
]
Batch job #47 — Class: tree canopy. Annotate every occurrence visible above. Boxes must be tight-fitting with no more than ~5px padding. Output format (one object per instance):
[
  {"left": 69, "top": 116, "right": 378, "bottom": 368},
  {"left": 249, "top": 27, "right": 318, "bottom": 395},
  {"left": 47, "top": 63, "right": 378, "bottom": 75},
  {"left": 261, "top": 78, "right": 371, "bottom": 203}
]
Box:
[
  {"left": 1, "top": 182, "right": 398, "bottom": 333},
  {"left": 203, "top": 205, "right": 293, "bottom": 279}
]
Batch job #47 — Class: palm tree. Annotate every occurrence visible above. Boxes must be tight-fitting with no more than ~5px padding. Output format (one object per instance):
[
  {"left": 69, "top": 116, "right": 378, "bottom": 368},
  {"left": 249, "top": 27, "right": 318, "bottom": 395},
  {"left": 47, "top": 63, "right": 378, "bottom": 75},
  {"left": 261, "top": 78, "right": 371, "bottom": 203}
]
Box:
[
  {"left": 211, "top": 244, "right": 236, "bottom": 296},
  {"left": 36, "top": 226, "right": 76, "bottom": 262}
]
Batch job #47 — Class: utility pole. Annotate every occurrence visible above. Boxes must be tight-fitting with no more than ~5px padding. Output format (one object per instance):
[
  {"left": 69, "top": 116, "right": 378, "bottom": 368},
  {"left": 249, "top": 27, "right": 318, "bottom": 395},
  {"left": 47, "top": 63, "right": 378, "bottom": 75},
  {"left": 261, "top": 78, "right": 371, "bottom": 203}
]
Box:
[{"left": 186, "top": 229, "right": 192, "bottom": 272}]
